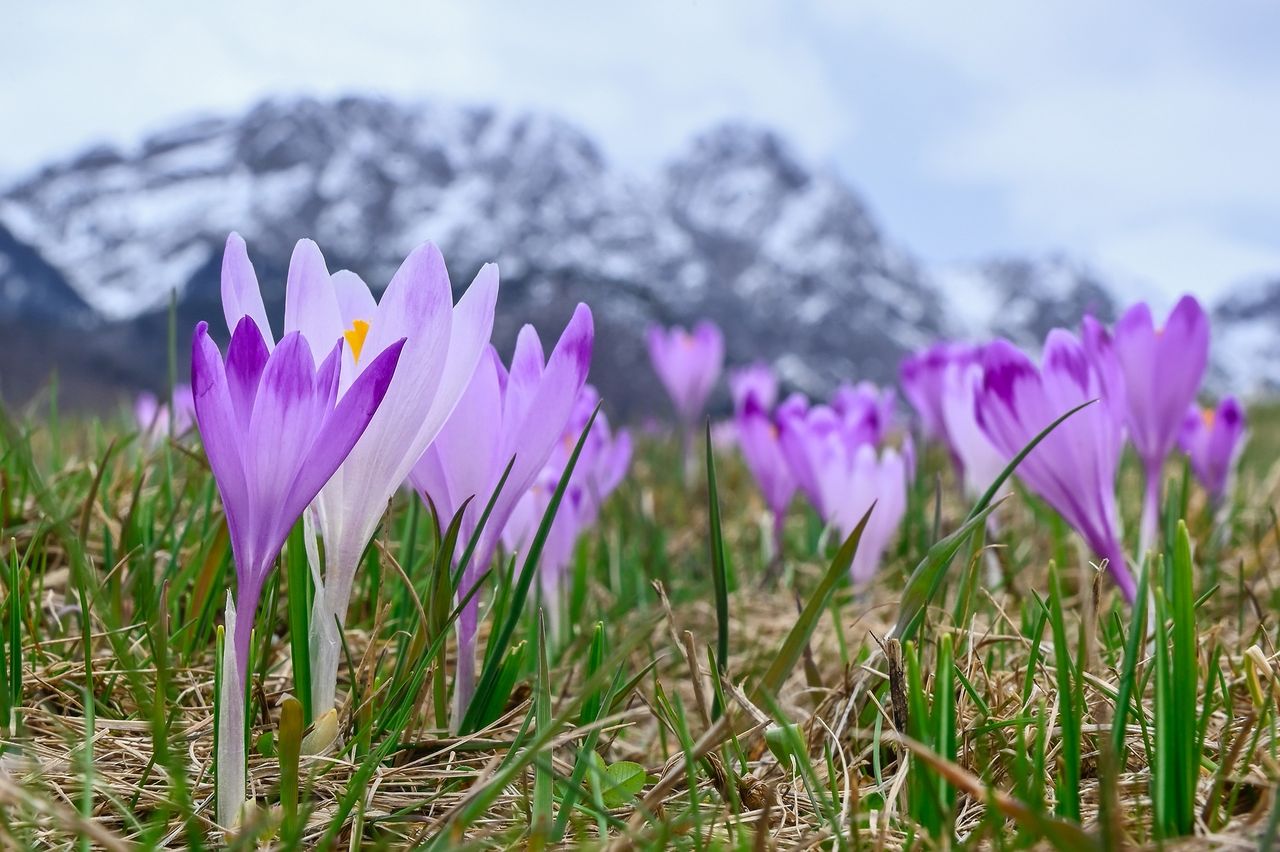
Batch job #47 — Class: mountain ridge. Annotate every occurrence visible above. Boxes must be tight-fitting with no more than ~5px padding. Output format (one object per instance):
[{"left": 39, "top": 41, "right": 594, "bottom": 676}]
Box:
[{"left": 0, "top": 94, "right": 1272, "bottom": 414}]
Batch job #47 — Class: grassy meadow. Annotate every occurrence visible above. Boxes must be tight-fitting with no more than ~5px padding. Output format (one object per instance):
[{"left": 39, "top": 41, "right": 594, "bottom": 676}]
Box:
[{"left": 0, "top": 396, "right": 1278, "bottom": 850}]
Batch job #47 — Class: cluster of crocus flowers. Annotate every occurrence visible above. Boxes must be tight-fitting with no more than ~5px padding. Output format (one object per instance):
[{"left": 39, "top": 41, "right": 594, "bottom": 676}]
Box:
[
  {"left": 501, "top": 384, "right": 631, "bottom": 636},
  {"left": 727, "top": 362, "right": 907, "bottom": 581},
  {"left": 191, "top": 311, "right": 404, "bottom": 825},
  {"left": 193, "top": 234, "right": 608, "bottom": 817},
  {"left": 409, "top": 306, "right": 594, "bottom": 722},
  {"left": 219, "top": 234, "right": 500, "bottom": 722},
  {"left": 777, "top": 392, "right": 907, "bottom": 582},
  {"left": 194, "top": 232, "right": 517, "bottom": 825},
  {"left": 647, "top": 321, "right": 724, "bottom": 476},
  {"left": 900, "top": 294, "right": 1234, "bottom": 602},
  {"left": 134, "top": 383, "right": 196, "bottom": 443}
]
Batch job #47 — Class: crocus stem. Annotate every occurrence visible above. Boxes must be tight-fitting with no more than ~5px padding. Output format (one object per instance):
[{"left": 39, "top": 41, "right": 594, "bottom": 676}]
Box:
[
  {"left": 984, "top": 513, "right": 1002, "bottom": 588},
  {"left": 1140, "top": 460, "right": 1162, "bottom": 559},
  {"left": 681, "top": 422, "right": 696, "bottom": 487},
  {"left": 308, "top": 591, "right": 341, "bottom": 719},
  {"left": 771, "top": 510, "right": 786, "bottom": 562},
  {"left": 217, "top": 597, "right": 246, "bottom": 828},
  {"left": 451, "top": 539, "right": 494, "bottom": 729},
  {"left": 452, "top": 610, "right": 478, "bottom": 728},
  {"left": 760, "top": 510, "right": 786, "bottom": 586},
  {"left": 232, "top": 591, "right": 255, "bottom": 692},
  {"left": 1106, "top": 542, "right": 1137, "bottom": 605}
]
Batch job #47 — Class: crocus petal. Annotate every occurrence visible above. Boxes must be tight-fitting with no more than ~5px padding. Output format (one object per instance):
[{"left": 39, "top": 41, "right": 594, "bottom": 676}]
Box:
[
  {"left": 941, "top": 362, "right": 1006, "bottom": 500},
  {"left": 504, "top": 324, "right": 549, "bottom": 430},
  {"left": 498, "top": 305, "right": 594, "bottom": 505},
  {"left": 225, "top": 316, "right": 271, "bottom": 431},
  {"left": 1154, "top": 296, "right": 1210, "bottom": 452},
  {"left": 417, "top": 348, "right": 506, "bottom": 533},
  {"left": 191, "top": 322, "right": 250, "bottom": 569},
  {"left": 331, "top": 270, "right": 377, "bottom": 329},
  {"left": 420, "top": 263, "right": 500, "bottom": 449},
  {"left": 736, "top": 397, "right": 795, "bottom": 517},
  {"left": 318, "top": 245, "right": 456, "bottom": 561},
  {"left": 977, "top": 335, "right": 1133, "bottom": 600},
  {"left": 729, "top": 363, "right": 778, "bottom": 412},
  {"left": 282, "top": 338, "right": 405, "bottom": 536},
  {"left": 283, "top": 239, "right": 345, "bottom": 365},
  {"left": 243, "top": 333, "right": 326, "bottom": 580},
  {"left": 221, "top": 232, "right": 273, "bottom": 348}
]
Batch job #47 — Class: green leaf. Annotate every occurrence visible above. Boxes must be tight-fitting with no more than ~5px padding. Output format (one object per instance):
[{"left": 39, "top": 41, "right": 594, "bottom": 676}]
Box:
[
  {"left": 284, "top": 521, "right": 312, "bottom": 725},
  {"left": 600, "top": 760, "right": 647, "bottom": 808},
  {"left": 764, "top": 722, "right": 804, "bottom": 774}
]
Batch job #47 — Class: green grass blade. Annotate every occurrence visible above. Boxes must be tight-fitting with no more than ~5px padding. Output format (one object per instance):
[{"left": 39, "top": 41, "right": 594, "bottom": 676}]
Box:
[
  {"left": 704, "top": 420, "right": 731, "bottom": 683},
  {"left": 1045, "top": 561, "right": 1080, "bottom": 823},
  {"left": 1110, "top": 553, "right": 1151, "bottom": 760}
]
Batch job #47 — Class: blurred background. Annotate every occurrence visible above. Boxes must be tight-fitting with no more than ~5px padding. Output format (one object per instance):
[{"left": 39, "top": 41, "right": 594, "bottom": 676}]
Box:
[{"left": 3, "top": 1, "right": 1277, "bottom": 416}]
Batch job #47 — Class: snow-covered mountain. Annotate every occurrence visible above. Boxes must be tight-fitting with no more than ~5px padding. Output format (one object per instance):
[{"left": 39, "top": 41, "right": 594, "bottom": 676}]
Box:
[
  {"left": 936, "top": 255, "right": 1117, "bottom": 349},
  {"left": 1210, "top": 277, "right": 1280, "bottom": 392},
  {"left": 0, "top": 95, "right": 1274, "bottom": 412}
]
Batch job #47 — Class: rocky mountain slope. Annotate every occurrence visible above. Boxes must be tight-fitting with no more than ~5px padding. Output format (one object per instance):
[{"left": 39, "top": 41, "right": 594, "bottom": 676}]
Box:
[{"left": 0, "top": 95, "right": 1272, "bottom": 415}]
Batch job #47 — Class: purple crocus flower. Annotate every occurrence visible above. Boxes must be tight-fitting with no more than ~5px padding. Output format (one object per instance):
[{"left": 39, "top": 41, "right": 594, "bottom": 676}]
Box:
[
  {"left": 191, "top": 318, "right": 402, "bottom": 824},
  {"left": 778, "top": 402, "right": 907, "bottom": 581},
  {"left": 900, "top": 343, "right": 978, "bottom": 445},
  {"left": 777, "top": 403, "right": 848, "bottom": 525},
  {"left": 832, "top": 381, "right": 896, "bottom": 438},
  {"left": 647, "top": 321, "right": 724, "bottom": 422},
  {"left": 409, "top": 304, "right": 593, "bottom": 723},
  {"left": 831, "top": 381, "right": 896, "bottom": 452},
  {"left": 647, "top": 321, "right": 724, "bottom": 474},
  {"left": 940, "top": 362, "right": 1005, "bottom": 501},
  {"left": 502, "top": 384, "right": 631, "bottom": 634},
  {"left": 1181, "top": 397, "right": 1246, "bottom": 502},
  {"left": 1087, "top": 297, "right": 1209, "bottom": 554},
  {"left": 975, "top": 333, "right": 1135, "bottom": 601},
  {"left": 135, "top": 383, "right": 196, "bottom": 444},
  {"left": 710, "top": 419, "right": 739, "bottom": 452},
  {"left": 221, "top": 233, "right": 500, "bottom": 718},
  {"left": 729, "top": 362, "right": 778, "bottom": 412},
  {"left": 735, "top": 394, "right": 803, "bottom": 556}
]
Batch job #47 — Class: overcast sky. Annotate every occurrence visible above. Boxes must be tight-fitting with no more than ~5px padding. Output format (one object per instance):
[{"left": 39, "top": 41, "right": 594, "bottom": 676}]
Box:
[{"left": 6, "top": 1, "right": 1279, "bottom": 304}]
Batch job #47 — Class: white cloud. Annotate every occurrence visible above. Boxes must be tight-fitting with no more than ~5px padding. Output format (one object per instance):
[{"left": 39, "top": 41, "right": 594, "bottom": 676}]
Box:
[
  {"left": 932, "top": 73, "right": 1280, "bottom": 235},
  {"left": 1092, "top": 222, "right": 1280, "bottom": 306},
  {"left": 821, "top": 0, "right": 1280, "bottom": 297},
  {"left": 1, "top": 1, "right": 851, "bottom": 174}
]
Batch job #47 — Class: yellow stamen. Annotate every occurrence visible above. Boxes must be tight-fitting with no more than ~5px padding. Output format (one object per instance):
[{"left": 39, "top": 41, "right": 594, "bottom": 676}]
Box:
[
  {"left": 1201, "top": 406, "right": 1215, "bottom": 428},
  {"left": 344, "top": 320, "right": 370, "bottom": 364}
]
